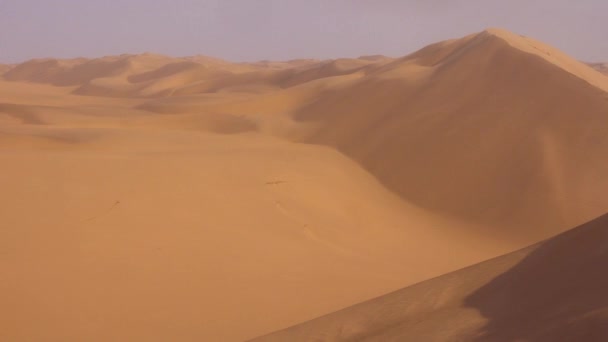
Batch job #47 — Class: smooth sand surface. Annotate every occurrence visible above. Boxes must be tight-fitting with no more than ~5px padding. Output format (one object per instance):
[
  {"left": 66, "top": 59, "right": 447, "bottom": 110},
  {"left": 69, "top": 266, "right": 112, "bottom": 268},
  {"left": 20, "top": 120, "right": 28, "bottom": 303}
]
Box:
[{"left": 2, "top": 29, "right": 608, "bottom": 341}]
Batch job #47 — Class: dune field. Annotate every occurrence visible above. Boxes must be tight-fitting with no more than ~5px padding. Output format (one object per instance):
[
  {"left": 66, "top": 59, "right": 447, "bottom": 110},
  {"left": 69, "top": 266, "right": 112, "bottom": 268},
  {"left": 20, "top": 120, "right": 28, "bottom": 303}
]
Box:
[{"left": 2, "top": 28, "right": 608, "bottom": 341}]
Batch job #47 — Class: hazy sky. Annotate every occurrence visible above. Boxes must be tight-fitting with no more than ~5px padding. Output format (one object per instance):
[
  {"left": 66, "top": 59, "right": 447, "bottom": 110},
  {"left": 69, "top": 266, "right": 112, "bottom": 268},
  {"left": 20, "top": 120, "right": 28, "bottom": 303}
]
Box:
[{"left": 1, "top": 0, "right": 607, "bottom": 63}]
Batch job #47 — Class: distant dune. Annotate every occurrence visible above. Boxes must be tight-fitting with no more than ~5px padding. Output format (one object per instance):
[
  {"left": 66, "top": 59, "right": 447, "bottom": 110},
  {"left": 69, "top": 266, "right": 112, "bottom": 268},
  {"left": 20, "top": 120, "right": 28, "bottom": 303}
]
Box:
[
  {"left": 3, "top": 54, "right": 237, "bottom": 97},
  {"left": 252, "top": 213, "right": 608, "bottom": 342},
  {"left": 2, "top": 28, "right": 608, "bottom": 341},
  {"left": 2, "top": 54, "right": 378, "bottom": 98}
]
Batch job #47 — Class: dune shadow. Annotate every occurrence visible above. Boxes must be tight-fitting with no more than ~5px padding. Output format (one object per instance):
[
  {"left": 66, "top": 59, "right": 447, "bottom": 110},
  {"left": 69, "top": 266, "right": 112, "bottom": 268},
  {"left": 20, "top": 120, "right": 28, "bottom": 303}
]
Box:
[{"left": 465, "top": 213, "right": 608, "bottom": 341}]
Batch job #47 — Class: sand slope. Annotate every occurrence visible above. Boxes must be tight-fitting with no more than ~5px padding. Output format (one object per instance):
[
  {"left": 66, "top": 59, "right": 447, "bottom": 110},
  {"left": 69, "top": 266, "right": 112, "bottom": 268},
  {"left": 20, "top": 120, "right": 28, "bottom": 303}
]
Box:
[{"left": 252, "top": 213, "right": 608, "bottom": 342}]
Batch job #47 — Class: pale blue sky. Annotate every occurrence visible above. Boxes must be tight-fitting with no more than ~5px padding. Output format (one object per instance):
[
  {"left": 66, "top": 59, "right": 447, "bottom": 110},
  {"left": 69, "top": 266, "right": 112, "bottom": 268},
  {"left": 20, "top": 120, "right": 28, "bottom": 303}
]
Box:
[{"left": 1, "top": 0, "right": 606, "bottom": 63}]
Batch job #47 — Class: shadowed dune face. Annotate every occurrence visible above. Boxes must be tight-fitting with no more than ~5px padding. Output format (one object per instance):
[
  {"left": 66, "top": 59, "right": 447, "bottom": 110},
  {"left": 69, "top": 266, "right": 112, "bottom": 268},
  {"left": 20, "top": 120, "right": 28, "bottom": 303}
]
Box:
[
  {"left": 252, "top": 213, "right": 608, "bottom": 342},
  {"left": 467, "top": 213, "right": 608, "bottom": 342}
]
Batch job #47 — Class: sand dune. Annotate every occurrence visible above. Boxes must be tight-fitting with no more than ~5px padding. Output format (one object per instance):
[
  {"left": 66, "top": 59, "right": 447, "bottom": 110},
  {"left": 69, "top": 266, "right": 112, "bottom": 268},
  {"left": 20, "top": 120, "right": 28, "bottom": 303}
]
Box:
[
  {"left": 277, "top": 58, "right": 379, "bottom": 88},
  {"left": 2, "top": 28, "right": 608, "bottom": 341},
  {"left": 169, "top": 58, "right": 381, "bottom": 96},
  {"left": 4, "top": 54, "right": 170, "bottom": 86},
  {"left": 3, "top": 54, "right": 242, "bottom": 98},
  {"left": 253, "top": 213, "right": 608, "bottom": 342},
  {"left": 2, "top": 54, "right": 384, "bottom": 98},
  {"left": 72, "top": 63, "right": 233, "bottom": 98},
  {"left": 292, "top": 28, "right": 608, "bottom": 241}
]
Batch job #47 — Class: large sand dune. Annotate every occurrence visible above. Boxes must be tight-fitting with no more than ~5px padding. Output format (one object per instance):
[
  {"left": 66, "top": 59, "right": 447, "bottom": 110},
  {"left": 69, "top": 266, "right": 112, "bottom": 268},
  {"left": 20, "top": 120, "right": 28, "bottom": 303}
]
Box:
[
  {"left": 2, "top": 28, "right": 608, "bottom": 341},
  {"left": 292, "top": 29, "right": 608, "bottom": 240}
]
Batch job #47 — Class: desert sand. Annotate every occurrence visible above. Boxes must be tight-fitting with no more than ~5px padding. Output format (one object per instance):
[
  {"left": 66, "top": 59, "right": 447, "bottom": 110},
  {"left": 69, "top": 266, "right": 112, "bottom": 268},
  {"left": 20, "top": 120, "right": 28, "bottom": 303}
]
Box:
[{"left": 2, "top": 28, "right": 608, "bottom": 341}]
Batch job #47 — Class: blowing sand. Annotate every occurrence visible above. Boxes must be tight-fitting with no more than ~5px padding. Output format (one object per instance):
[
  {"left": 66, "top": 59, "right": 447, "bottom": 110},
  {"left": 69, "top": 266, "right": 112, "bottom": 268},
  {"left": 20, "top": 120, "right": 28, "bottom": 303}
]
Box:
[
  {"left": 589, "top": 62, "right": 608, "bottom": 75},
  {"left": 2, "top": 28, "right": 608, "bottom": 341}
]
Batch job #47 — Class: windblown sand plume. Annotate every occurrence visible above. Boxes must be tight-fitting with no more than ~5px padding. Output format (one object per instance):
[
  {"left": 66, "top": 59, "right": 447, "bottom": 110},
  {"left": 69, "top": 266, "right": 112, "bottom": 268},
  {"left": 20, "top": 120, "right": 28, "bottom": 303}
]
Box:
[
  {"left": 590, "top": 62, "right": 608, "bottom": 75},
  {"left": 1, "top": 28, "right": 608, "bottom": 341}
]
